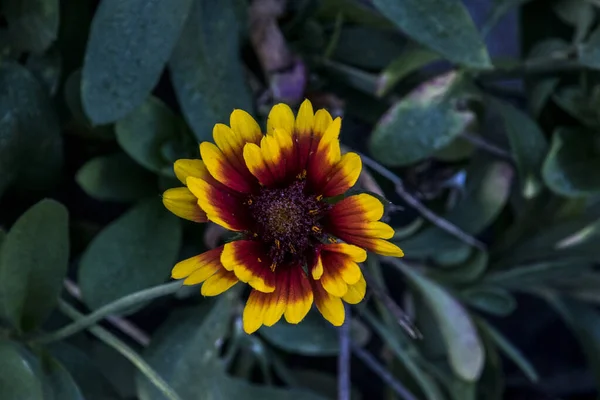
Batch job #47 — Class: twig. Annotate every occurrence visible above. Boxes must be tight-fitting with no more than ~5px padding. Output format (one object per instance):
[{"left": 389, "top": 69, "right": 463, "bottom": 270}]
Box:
[
  {"left": 461, "top": 133, "right": 513, "bottom": 161},
  {"left": 58, "top": 300, "right": 182, "bottom": 400},
  {"left": 362, "top": 269, "right": 422, "bottom": 340},
  {"left": 358, "top": 152, "right": 486, "bottom": 250},
  {"left": 338, "top": 305, "right": 352, "bottom": 400},
  {"left": 351, "top": 343, "right": 418, "bottom": 400},
  {"left": 63, "top": 279, "right": 151, "bottom": 346},
  {"left": 31, "top": 280, "right": 182, "bottom": 345}
]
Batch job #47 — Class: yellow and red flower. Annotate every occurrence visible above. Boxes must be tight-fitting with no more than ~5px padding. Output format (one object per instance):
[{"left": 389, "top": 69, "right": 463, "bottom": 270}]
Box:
[{"left": 162, "top": 100, "right": 403, "bottom": 333}]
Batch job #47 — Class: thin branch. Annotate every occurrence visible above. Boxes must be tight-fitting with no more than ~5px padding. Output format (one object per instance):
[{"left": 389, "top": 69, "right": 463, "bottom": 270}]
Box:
[
  {"left": 31, "top": 280, "right": 182, "bottom": 345},
  {"left": 461, "top": 133, "right": 513, "bottom": 161},
  {"left": 362, "top": 269, "right": 422, "bottom": 340},
  {"left": 338, "top": 305, "right": 352, "bottom": 400},
  {"left": 357, "top": 152, "right": 486, "bottom": 250},
  {"left": 351, "top": 343, "right": 418, "bottom": 400},
  {"left": 57, "top": 300, "right": 182, "bottom": 400},
  {"left": 62, "top": 279, "right": 151, "bottom": 346}
]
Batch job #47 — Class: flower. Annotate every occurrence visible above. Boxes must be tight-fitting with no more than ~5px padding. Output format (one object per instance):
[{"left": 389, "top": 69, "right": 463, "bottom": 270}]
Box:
[{"left": 162, "top": 99, "right": 404, "bottom": 333}]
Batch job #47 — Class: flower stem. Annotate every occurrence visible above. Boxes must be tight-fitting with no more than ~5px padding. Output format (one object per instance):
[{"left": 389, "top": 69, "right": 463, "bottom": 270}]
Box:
[
  {"left": 31, "top": 280, "right": 182, "bottom": 344},
  {"left": 338, "top": 305, "right": 351, "bottom": 400},
  {"left": 57, "top": 300, "right": 182, "bottom": 400},
  {"left": 358, "top": 152, "right": 486, "bottom": 250}
]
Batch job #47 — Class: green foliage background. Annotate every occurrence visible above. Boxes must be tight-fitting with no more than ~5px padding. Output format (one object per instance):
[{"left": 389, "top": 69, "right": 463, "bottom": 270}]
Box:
[{"left": 1, "top": 0, "right": 600, "bottom": 399}]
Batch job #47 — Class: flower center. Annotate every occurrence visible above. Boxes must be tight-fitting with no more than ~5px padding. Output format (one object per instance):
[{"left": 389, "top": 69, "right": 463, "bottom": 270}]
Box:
[{"left": 248, "top": 178, "right": 329, "bottom": 267}]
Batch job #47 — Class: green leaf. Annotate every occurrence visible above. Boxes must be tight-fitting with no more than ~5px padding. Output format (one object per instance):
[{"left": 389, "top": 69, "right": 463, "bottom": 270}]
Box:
[
  {"left": 41, "top": 353, "right": 85, "bottom": 400},
  {"left": 476, "top": 319, "right": 538, "bottom": 383},
  {"left": 527, "top": 39, "right": 567, "bottom": 116},
  {"left": 394, "top": 262, "right": 484, "bottom": 381},
  {"left": 481, "top": 0, "right": 533, "bottom": 37},
  {"left": 0, "top": 199, "right": 69, "bottom": 332},
  {"left": 369, "top": 71, "right": 474, "bottom": 166},
  {"left": 76, "top": 153, "right": 157, "bottom": 202},
  {"left": 0, "top": 340, "right": 44, "bottom": 400},
  {"left": 489, "top": 97, "right": 548, "bottom": 198},
  {"left": 542, "top": 127, "right": 600, "bottom": 197},
  {"left": 116, "top": 97, "right": 181, "bottom": 175},
  {"left": 169, "top": 0, "right": 253, "bottom": 142},
  {"left": 49, "top": 342, "right": 123, "bottom": 400},
  {"left": 2, "top": 0, "right": 60, "bottom": 53},
  {"left": 428, "top": 249, "right": 488, "bottom": 284},
  {"left": 376, "top": 46, "right": 441, "bottom": 97},
  {"left": 79, "top": 198, "right": 181, "bottom": 310},
  {"left": 371, "top": 0, "right": 491, "bottom": 69},
  {"left": 137, "top": 295, "right": 322, "bottom": 400},
  {"left": 362, "top": 309, "right": 446, "bottom": 400},
  {"left": 552, "top": 86, "right": 598, "bottom": 127},
  {"left": 485, "top": 260, "right": 592, "bottom": 289},
  {"left": 553, "top": 0, "right": 595, "bottom": 43},
  {"left": 399, "top": 159, "right": 513, "bottom": 257},
  {"left": 333, "top": 26, "right": 404, "bottom": 70},
  {"left": 579, "top": 25, "right": 600, "bottom": 69},
  {"left": 291, "top": 369, "right": 362, "bottom": 400},
  {"left": 316, "top": 0, "right": 394, "bottom": 30},
  {"left": 461, "top": 287, "right": 517, "bottom": 317},
  {"left": 544, "top": 294, "right": 600, "bottom": 389},
  {"left": 260, "top": 310, "right": 339, "bottom": 356},
  {"left": 0, "top": 112, "right": 20, "bottom": 197},
  {"left": 26, "top": 47, "right": 62, "bottom": 97},
  {"left": 0, "top": 62, "right": 63, "bottom": 191},
  {"left": 82, "top": 0, "right": 194, "bottom": 124}
]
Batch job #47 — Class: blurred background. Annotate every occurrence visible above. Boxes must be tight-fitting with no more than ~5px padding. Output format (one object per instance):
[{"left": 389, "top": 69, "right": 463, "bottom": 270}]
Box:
[{"left": 1, "top": 0, "right": 600, "bottom": 399}]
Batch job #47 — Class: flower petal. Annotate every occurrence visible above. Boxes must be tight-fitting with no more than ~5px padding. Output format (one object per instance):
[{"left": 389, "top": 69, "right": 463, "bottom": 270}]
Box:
[
  {"left": 212, "top": 123, "right": 247, "bottom": 170},
  {"left": 312, "top": 279, "right": 345, "bottom": 326},
  {"left": 338, "top": 235, "right": 404, "bottom": 257},
  {"left": 172, "top": 246, "right": 222, "bottom": 281},
  {"left": 284, "top": 267, "right": 313, "bottom": 324},
  {"left": 307, "top": 118, "right": 342, "bottom": 191},
  {"left": 313, "top": 109, "right": 334, "bottom": 137},
  {"left": 310, "top": 252, "right": 324, "bottom": 280},
  {"left": 263, "top": 271, "right": 289, "bottom": 327},
  {"left": 321, "top": 243, "right": 367, "bottom": 263},
  {"left": 230, "top": 109, "right": 263, "bottom": 144},
  {"left": 243, "top": 289, "right": 267, "bottom": 334},
  {"left": 336, "top": 221, "right": 395, "bottom": 240},
  {"left": 187, "top": 176, "right": 249, "bottom": 231},
  {"left": 201, "top": 268, "right": 238, "bottom": 296},
  {"left": 342, "top": 274, "right": 366, "bottom": 304},
  {"left": 243, "top": 134, "right": 287, "bottom": 186},
  {"left": 320, "top": 152, "right": 362, "bottom": 197},
  {"left": 327, "top": 193, "right": 384, "bottom": 222},
  {"left": 267, "top": 103, "right": 295, "bottom": 134},
  {"left": 162, "top": 187, "right": 207, "bottom": 223},
  {"left": 200, "top": 142, "right": 255, "bottom": 193},
  {"left": 221, "top": 240, "right": 276, "bottom": 293},
  {"left": 294, "top": 99, "right": 314, "bottom": 134},
  {"left": 174, "top": 159, "right": 210, "bottom": 185}
]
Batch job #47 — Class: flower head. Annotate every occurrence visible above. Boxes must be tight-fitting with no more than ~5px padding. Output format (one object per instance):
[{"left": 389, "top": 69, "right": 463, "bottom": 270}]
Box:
[{"left": 163, "top": 100, "right": 403, "bottom": 333}]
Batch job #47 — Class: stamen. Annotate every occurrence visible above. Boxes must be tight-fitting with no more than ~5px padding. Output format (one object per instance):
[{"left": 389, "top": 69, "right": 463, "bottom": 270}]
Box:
[
  {"left": 247, "top": 199, "right": 253, "bottom": 205},
  {"left": 275, "top": 239, "right": 281, "bottom": 249},
  {"left": 289, "top": 244, "right": 296, "bottom": 253},
  {"left": 270, "top": 262, "right": 277, "bottom": 272},
  {"left": 258, "top": 257, "right": 262, "bottom": 263},
  {"left": 296, "top": 170, "right": 307, "bottom": 180},
  {"left": 312, "top": 226, "right": 322, "bottom": 234},
  {"left": 308, "top": 209, "right": 319, "bottom": 215},
  {"left": 328, "top": 236, "right": 338, "bottom": 243},
  {"left": 316, "top": 195, "right": 323, "bottom": 201}
]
